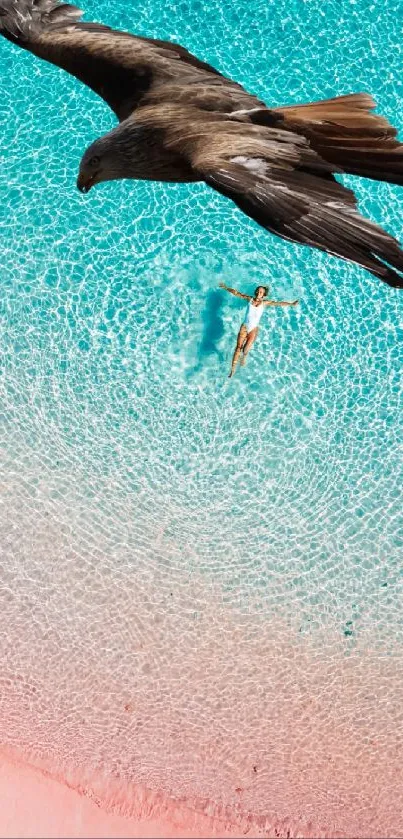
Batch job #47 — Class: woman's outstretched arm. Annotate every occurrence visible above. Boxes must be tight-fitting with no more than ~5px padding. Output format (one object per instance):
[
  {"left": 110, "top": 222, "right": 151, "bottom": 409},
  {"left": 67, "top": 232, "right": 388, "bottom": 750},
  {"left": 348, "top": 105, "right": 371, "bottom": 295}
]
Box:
[
  {"left": 264, "top": 299, "right": 299, "bottom": 306},
  {"left": 219, "top": 282, "right": 250, "bottom": 300}
]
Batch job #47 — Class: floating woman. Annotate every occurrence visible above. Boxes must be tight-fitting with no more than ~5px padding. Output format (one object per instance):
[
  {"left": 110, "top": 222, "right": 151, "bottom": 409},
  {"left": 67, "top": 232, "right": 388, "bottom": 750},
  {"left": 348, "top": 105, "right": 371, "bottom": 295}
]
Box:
[{"left": 219, "top": 283, "right": 298, "bottom": 377}]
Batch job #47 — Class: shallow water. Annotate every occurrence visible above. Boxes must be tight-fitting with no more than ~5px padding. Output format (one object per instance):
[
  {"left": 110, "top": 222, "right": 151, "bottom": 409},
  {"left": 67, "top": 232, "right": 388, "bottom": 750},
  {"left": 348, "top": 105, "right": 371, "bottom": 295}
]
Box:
[{"left": 1, "top": 0, "right": 403, "bottom": 835}]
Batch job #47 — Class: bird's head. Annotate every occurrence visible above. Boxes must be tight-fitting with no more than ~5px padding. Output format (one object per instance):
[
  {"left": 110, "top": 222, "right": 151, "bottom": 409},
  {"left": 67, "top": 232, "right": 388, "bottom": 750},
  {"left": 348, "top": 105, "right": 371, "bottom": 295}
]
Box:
[
  {"left": 77, "top": 147, "right": 103, "bottom": 194},
  {"left": 77, "top": 135, "right": 126, "bottom": 193},
  {"left": 76, "top": 121, "right": 188, "bottom": 193}
]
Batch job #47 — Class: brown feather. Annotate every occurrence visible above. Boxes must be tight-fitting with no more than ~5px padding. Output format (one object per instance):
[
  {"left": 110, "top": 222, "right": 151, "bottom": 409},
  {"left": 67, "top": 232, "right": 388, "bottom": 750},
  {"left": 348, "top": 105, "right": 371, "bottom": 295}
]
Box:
[
  {"left": 0, "top": 0, "right": 263, "bottom": 120},
  {"left": 249, "top": 94, "right": 403, "bottom": 186}
]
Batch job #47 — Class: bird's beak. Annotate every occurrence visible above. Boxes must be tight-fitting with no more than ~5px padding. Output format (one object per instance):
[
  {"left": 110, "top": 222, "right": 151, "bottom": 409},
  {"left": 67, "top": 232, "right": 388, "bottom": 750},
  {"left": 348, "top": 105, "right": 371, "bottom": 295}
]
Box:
[{"left": 77, "top": 171, "right": 97, "bottom": 194}]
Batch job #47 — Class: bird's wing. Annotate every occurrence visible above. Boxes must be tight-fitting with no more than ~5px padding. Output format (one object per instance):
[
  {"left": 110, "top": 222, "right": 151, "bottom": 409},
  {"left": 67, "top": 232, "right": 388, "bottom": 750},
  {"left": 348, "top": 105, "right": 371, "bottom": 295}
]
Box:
[
  {"left": 0, "top": 0, "right": 264, "bottom": 121},
  {"left": 147, "top": 105, "right": 403, "bottom": 287},
  {"left": 203, "top": 161, "right": 403, "bottom": 288}
]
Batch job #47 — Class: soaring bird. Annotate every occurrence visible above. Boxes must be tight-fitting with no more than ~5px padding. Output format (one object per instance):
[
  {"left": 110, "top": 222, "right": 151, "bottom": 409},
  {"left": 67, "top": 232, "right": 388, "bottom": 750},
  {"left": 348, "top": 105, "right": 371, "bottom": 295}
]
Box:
[{"left": 1, "top": 1, "right": 403, "bottom": 287}]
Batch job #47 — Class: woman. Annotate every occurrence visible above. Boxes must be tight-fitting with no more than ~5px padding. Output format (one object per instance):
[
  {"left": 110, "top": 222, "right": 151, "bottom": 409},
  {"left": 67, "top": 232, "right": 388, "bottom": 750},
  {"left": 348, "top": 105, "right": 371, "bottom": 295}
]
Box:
[{"left": 219, "top": 283, "right": 298, "bottom": 377}]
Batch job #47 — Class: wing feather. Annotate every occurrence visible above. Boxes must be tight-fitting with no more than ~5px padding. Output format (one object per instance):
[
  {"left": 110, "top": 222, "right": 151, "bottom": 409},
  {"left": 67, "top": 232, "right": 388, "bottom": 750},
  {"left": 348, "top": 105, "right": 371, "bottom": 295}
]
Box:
[{"left": 0, "top": 0, "right": 263, "bottom": 120}]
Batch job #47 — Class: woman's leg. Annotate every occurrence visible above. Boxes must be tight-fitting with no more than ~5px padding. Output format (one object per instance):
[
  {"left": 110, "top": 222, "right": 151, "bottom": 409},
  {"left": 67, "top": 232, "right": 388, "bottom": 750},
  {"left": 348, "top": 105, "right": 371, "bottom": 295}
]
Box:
[
  {"left": 240, "top": 327, "right": 258, "bottom": 365},
  {"left": 229, "top": 325, "right": 247, "bottom": 377}
]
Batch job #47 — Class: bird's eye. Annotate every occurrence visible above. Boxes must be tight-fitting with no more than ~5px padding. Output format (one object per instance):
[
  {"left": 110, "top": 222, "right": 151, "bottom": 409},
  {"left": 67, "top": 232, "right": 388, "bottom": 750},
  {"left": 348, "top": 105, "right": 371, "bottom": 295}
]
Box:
[{"left": 89, "top": 155, "right": 100, "bottom": 167}]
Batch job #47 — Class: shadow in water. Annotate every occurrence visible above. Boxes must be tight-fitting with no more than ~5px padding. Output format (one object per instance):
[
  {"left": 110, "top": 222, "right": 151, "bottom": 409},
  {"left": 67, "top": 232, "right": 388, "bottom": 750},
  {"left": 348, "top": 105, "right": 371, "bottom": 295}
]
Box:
[
  {"left": 199, "top": 289, "right": 226, "bottom": 358},
  {"left": 185, "top": 289, "right": 229, "bottom": 380}
]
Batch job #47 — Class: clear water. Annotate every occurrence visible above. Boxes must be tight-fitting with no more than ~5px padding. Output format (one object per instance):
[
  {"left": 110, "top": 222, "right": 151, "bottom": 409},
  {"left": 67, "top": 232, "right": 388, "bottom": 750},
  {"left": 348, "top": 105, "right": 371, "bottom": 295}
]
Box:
[{"left": 1, "top": 0, "right": 403, "bottom": 835}]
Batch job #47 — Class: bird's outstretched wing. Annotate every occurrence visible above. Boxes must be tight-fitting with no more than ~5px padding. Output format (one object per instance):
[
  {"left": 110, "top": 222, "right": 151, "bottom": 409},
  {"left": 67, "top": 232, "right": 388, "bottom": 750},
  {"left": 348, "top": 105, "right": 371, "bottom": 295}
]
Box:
[
  {"left": 204, "top": 161, "right": 403, "bottom": 287},
  {"left": 0, "top": 0, "right": 264, "bottom": 120},
  {"left": 145, "top": 104, "right": 403, "bottom": 287}
]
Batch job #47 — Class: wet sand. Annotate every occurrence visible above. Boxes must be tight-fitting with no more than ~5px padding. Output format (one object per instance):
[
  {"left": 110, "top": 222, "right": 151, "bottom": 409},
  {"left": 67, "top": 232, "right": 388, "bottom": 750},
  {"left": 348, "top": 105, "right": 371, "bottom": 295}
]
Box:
[{"left": 0, "top": 753, "right": 246, "bottom": 839}]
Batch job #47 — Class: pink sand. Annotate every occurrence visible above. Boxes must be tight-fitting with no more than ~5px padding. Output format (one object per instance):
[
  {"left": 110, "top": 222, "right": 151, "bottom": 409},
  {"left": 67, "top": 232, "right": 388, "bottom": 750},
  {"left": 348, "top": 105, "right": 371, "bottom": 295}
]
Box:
[{"left": 0, "top": 753, "right": 247, "bottom": 839}]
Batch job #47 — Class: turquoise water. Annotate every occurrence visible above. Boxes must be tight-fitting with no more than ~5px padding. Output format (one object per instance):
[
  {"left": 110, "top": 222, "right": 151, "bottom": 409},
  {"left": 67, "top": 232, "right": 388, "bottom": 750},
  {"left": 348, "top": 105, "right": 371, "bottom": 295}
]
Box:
[
  {"left": 1, "top": 0, "right": 403, "bottom": 833},
  {"left": 2, "top": 0, "right": 402, "bottom": 609}
]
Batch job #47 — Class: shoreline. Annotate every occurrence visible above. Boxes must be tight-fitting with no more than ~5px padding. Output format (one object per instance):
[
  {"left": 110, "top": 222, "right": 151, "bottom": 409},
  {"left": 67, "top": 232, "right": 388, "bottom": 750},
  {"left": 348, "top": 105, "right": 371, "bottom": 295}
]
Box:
[
  {"left": 0, "top": 750, "right": 316, "bottom": 839},
  {"left": 0, "top": 751, "right": 244, "bottom": 839}
]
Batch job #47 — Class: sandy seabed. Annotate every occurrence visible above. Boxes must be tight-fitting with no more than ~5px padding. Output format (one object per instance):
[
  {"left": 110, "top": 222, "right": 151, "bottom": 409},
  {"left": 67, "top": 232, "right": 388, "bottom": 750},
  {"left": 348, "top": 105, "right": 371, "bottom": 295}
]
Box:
[{"left": 2, "top": 490, "right": 402, "bottom": 839}]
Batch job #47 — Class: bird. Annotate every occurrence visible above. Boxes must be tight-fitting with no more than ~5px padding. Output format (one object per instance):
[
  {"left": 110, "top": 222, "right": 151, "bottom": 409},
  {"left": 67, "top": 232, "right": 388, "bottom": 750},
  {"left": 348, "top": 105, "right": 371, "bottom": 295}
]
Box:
[{"left": 1, "top": 1, "right": 403, "bottom": 287}]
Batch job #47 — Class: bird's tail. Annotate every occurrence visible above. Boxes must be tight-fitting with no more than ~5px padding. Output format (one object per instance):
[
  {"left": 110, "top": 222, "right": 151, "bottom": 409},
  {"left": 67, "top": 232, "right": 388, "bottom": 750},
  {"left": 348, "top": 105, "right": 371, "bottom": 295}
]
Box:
[
  {"left": 251, "top": 93, "right": 403, "bottom": 186},
  {"left": 0, "top": 0, "right": 82, "bottom": 42}
]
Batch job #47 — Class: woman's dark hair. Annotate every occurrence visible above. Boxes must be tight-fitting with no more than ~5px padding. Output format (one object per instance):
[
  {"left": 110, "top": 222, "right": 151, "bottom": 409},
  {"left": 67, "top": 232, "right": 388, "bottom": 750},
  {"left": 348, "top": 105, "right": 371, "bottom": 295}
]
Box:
[{"left": 254, "top": 285, "right": 269, "bottom": 297}]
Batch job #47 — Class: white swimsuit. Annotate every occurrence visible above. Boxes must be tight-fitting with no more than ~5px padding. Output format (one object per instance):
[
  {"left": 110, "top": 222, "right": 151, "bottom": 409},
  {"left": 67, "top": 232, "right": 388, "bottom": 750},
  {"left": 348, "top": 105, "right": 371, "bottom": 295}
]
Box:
[{"left": 244, "top": 300, "right": 264, "bottom": 333}]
